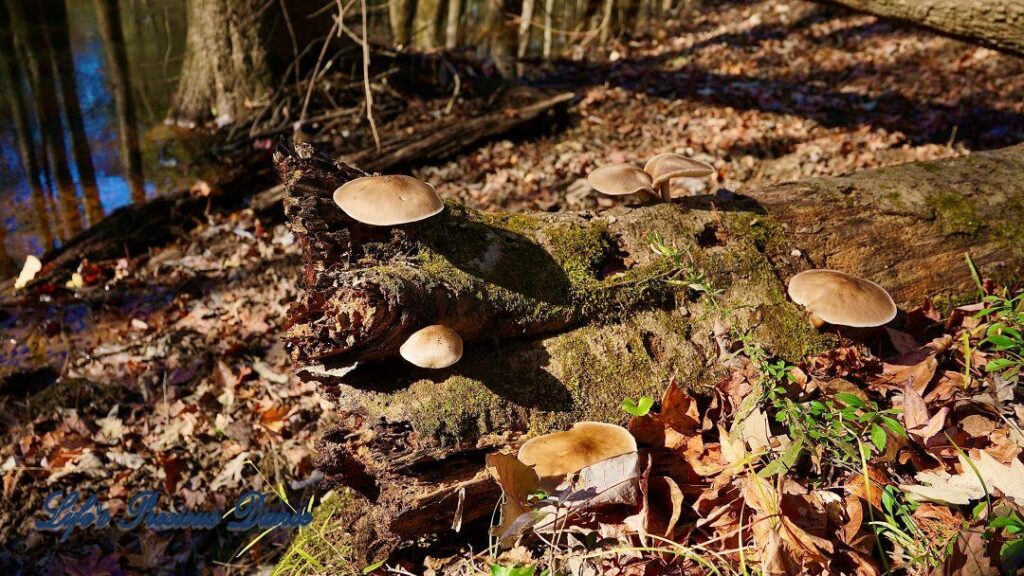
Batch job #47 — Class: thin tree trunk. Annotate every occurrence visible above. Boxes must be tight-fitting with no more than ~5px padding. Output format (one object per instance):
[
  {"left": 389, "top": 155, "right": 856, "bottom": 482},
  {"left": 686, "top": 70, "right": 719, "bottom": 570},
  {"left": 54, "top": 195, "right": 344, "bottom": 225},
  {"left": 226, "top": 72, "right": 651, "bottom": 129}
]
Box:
[
  {"left": 487, "top": 0, "right": 515, "bottom": 76},
  {"left": 94, "top": 0, "right": 147, "bottom": 205},
  {"left": 6, "top": 0, "right": 83, "bottom": 238},
  {"left": 44, "top": 0, "right": 104, "bottom": 226},
  {"left": 277, "top": 142, "right": 1024, "bottom": 561},
  {"left": 542, "top": 0, "right": 555, "bottom": 58},
  {"left": 412, "top": 0, "right": 443, "bottom": 48},
  {"left": 600, "top": 0, "right": 614, "bottom": 43},
  {"left": 170, "top": 0, "right": 271, "bottom": 125},
  {"left": 445, "top": 0, "right": 461, "bottom": 48},
  {"left": 517, "top": 0, "right": 536, "bottom": 59},
  {"left": 389, "top": 0, "right": 414, "bottom": 46},
  {"left": 823, "top": 0, "right": 1024, "bottom": 57},
  {"left": 0, "top": 5, "right": 54, "bottom": 250}
]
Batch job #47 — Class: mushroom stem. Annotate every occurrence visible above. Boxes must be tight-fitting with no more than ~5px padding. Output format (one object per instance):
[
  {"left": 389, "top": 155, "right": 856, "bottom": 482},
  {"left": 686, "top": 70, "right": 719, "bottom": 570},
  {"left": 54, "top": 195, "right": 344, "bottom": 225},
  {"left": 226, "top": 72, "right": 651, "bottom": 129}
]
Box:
[
  {"left": 809, "top": 314, "right": 826, "bottom": 329},
  {"left": 658, "top": 180, "right": 671, "bottom": 202}
]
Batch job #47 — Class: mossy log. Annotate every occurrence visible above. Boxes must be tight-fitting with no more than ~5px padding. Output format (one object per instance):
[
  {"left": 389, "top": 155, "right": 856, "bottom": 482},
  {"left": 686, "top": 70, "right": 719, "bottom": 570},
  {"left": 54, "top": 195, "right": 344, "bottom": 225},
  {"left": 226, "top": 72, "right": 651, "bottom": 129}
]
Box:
[{"left": 276, "top": 143, "right": 1024, "bottom": 562}]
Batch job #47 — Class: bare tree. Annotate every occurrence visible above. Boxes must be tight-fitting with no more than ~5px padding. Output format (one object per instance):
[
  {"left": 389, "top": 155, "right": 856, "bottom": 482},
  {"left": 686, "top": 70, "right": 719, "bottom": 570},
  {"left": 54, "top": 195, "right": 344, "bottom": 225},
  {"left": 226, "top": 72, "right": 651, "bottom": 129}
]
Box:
[
  {"left": 389, "top": 0, "right": 414, "bottom": 46},
  {"left": 413, "top": 0, "right": 443, "bottom": 48},
  {"left": 0, "top": 5, "right": 54, "bottom": 250},
  {"left": 43, "top": 0, "right": 104, "bottom": 226},
  {"left": 445, "top": 0, "right": 462, "bottom": 48},
  {"left": 94, "top": 0, "right": 146, "bottom": 204}
]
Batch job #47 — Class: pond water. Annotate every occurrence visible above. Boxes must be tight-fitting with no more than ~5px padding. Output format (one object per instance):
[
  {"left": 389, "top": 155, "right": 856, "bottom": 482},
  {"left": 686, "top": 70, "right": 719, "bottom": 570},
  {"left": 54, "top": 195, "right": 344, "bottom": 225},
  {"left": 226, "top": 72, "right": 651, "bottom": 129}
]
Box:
[{"left": 0, "top": 0, "right": 188, "bottom": 277}]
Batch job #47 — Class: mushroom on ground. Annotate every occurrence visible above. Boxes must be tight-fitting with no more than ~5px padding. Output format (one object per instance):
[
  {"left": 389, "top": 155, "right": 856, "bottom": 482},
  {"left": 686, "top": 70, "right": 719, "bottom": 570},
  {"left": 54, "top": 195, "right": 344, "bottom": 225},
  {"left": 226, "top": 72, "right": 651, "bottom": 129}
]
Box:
[
  {"left": 333, "top": 175, "right": 444, "bottom": 226},
  {"left": 518, "top": 421, "right": 637, "bottom": 491},
  {"left": 399, "top": 324, "right": 463, "bottom": 369},
  {"left": 643, "top": 153, "right": 716, "bottom": 202},
  {"left": 787, "top": 269, "right": 897, "bottom": 329},
  {"left": 586, "top": 164, "right": 656, "bottom": 199}
]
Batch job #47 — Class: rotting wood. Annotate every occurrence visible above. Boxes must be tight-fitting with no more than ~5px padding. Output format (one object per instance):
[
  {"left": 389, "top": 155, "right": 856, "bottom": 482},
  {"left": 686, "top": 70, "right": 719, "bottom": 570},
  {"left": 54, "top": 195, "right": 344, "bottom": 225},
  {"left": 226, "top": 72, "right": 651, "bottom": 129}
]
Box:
[{"left": 277, "top": 142, "right": 1024, "bottom": 561}]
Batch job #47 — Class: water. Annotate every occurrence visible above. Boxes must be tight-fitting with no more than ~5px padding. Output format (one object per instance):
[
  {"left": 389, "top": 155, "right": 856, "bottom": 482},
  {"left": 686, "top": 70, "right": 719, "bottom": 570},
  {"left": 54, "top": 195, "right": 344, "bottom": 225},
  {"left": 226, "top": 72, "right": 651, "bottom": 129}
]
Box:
[{"left": 0, "top": 0, "right": 188, "bottom": 276}]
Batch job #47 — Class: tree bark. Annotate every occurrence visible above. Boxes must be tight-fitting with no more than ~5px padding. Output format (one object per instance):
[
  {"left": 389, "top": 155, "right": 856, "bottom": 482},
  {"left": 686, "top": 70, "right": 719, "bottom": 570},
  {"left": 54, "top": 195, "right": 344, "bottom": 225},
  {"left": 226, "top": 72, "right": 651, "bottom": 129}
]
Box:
[
  {"left": 389, "top": 0, "right": 414, "bottom": 47},
  {"left": 0, "top": 5, "right": 54, "bottom": 251},
  {"left": 44, "top": 0, "right": 105, "bottom": 226},
  {"left": 823, "top": 0, "right": 1024, "bottom": 57},
  {"left": 413, "top": 0, "right": 443, "bottom": 48},
  {"left": 485, "top": 0, "right": 515, "bottom": 77},
  {"left": 517, "top": 0, "right": 536, "bottom": 60},
  {"left": 94, "top": 0, "right": 147, "bottom": 205},
  {"left": 445, "top": 0, "right": 461, "bottom": 48},
  {"left": 277, "top": 143, "right": 1024, "bottom": 561},
  {"left": 169, "top": 0, "right": 271, "bottom": 126},
  {"left": 542, "top": 0, "right": 555, "bottom": 58}
]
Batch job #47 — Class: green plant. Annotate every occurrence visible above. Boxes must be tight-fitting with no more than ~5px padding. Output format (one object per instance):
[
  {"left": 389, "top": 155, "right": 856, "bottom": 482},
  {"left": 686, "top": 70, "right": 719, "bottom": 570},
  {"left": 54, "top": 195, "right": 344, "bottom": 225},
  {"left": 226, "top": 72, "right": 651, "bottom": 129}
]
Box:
[
  {"left": 976, "top": 291, "right": 1023, "bottom": 384},
  {"left": 621, "top": 396, "right": 654, "bottom": 416},
  {"left": 648, "top": 232, "right": 723, "bottom": 310},
  {"left": 870, "top": 486, "right": 948, "bottom": 571},
  {"left": 775, "top": 393, "right": 905, "bottom": 466},
  {"left": 490, "top": 564, "right": 543, "bottom": 576},
  {"left": 988, "top": 510, "right": 1024, "bottom": 573}
]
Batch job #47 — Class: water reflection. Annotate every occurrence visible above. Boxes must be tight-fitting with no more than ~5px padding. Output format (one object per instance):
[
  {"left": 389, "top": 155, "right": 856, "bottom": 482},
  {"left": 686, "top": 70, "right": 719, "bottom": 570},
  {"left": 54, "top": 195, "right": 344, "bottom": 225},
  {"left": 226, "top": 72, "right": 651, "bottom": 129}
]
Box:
[{"left": 0, "top": 0, "right": 186, "bottom": 271}]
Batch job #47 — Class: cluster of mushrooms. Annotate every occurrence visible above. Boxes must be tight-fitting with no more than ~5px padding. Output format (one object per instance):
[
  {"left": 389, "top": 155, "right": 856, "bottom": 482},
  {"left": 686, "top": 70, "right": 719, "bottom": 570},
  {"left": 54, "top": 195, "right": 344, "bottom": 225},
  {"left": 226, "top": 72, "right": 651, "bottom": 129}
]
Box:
[
  {"left": 333, "top": 174, "right": 465, "bottom": 370},
  {"left": 333, "top": 164, "right": 900, "bottom": 486},
  {"left": 587, "top": 152, "right": 716, "bottom": 201}
]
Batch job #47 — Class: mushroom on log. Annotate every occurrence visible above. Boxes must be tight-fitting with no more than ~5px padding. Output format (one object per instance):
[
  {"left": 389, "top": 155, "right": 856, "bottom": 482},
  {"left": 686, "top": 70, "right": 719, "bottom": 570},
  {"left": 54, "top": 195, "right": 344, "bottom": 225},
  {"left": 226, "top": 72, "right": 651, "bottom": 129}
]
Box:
[{"left": 276, "top": 142, "right": 1024, "bottom": 562}]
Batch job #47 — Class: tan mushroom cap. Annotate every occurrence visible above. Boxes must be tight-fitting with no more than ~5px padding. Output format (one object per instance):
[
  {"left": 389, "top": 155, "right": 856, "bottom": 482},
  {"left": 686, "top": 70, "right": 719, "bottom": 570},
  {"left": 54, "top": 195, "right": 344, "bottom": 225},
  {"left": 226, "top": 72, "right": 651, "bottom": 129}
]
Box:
[
  {"left": 400, "top": 325, "right": 463, "bottom": 369},
  {"left": 587, "top": 164, "right": 656, "bottom": 197},
  {"left": 787, "top": 269, "right": 897, "bottom": 328},
  {"left": 333, "top": 175, "right": 444, "bottom": 226},
  {"left": 643, "top": 153, "right": 715, "bottom": 187},
  {"left": 518, "top": 421, "right": 637, "bottom": 490}
]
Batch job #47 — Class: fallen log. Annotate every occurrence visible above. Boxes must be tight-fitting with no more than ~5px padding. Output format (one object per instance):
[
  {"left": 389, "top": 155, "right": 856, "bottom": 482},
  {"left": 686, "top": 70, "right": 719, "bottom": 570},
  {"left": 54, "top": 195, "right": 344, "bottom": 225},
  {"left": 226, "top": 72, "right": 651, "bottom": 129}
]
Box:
[
  {"left": 823, "top": 0, "right": 1024, "bottom": 57},
  {"left": 27, "top": 89, "right": 573, "bottom": 287},
  {"left": 277, "top": 143, "right": 1024, "bottom": 561}
]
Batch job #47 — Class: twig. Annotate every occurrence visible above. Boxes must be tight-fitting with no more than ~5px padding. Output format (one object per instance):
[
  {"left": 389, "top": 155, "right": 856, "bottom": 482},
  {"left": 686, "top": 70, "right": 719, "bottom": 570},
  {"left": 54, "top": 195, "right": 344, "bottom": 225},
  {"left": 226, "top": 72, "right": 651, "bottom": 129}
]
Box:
[
  {"left": 297, "top": 25, "right": 340, "bottom": 134},
  {"left": 279, "top": 0, "right": 302, "bottom": 91},
  {"left": 358, "top": 0, "right": 381, "bottom": 150}
]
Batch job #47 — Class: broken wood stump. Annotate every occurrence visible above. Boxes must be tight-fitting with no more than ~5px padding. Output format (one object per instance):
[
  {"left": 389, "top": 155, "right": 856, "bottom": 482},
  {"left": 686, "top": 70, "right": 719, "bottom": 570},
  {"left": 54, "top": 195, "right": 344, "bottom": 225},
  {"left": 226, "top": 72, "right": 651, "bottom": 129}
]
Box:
[{"left": 276, "top": 142, "right": 1024, "bottom": 561}]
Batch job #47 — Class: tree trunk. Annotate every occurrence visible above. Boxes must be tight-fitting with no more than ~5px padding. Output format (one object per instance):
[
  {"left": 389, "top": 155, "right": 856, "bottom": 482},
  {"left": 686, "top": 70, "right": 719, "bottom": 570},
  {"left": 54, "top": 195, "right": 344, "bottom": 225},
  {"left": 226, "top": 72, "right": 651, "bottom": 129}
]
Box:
[
  {"left": 0, "top": 5, "right": 54, "bottom": 251},
  {"left": 389, "top": 0, "right": 414, "bottom": 47},
  {"left": 169, "top": 0, "right": 271, "bottom": 126},
  {"left": 486, "top": 0, "right": 515, "bottom": 76},
  {"left": 413, "top": 0, "right": 443, "bottom": 48},
  {"left": 93, "top": 0, "right": 147, "bottom": 205},
  {"left": 542, "top": 0, "right": 555, "bottom": 58},
  {"left": 445, "top": 0, "right": 461, "bottom": 48},
  {"left": 44, "top": 0, "right": 104, "bottom": 226},
  {"left": 276, "top": 142, "right": 1024, "bottom": 561},
  {"left": 823, "top": 0, "right": 1024, "bottom": 57},
  {"left": 517, "top": 0, "right": 536, "bottom": 60},
  {"left": 6, "top": 0, "right": 83, "bottom": 239}
]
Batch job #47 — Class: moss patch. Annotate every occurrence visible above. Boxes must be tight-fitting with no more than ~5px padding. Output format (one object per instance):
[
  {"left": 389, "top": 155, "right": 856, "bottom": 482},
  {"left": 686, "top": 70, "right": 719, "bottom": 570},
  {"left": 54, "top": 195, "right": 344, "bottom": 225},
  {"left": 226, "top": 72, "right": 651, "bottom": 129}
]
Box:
[{"left": 927, "top": 190, "right": 982, "bottom": 236}]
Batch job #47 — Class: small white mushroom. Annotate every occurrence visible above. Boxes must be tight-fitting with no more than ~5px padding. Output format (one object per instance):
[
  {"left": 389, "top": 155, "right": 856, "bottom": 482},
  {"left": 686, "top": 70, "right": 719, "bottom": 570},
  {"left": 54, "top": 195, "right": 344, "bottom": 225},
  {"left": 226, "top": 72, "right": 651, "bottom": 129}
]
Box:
[
  {"left": 587, "top": 164, "right": 656, "bottom": 199},
  {"left": 517, "top": 421, "right": 637, "bottom": 491},
  {"left": 643, "top": 153, "right": 715, "bottom": 202},
  {"left": 400, "top": 325, "right": 464, "bottom": 369}
]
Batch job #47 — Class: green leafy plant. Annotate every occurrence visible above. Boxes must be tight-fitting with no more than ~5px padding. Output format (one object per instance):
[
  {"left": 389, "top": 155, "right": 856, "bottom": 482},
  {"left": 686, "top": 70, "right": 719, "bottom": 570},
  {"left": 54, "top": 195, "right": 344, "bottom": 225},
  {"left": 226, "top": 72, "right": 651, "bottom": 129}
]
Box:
[
  {"left": 775, "top": 393, "right": 905, "bottom": 466},
  {"left": 621, "top": 396, "right": 654, "bottom": 416},
  {"left": 988, "top": 510, "right": 1024, "bottom": 573},
  {"left": 648, "top": 232, "right": 723, "bottom": 310},
  {"left": 490, "top": 564, "right": 542, "bottom": 576},
  {"left": 976, "top": 291, "right": 1023, "bottom": 384},
  {"left": 870, "top": 485, "right": 947, "bottom": 570}
]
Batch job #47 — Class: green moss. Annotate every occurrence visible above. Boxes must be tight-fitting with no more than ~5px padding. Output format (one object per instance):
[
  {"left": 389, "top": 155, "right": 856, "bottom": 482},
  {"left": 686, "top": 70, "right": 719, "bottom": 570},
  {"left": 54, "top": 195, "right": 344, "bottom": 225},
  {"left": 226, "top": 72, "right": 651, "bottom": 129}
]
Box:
[
  {"left": 994, "top": 194, "right": 1024, "bottom": 255},
  {"left": 393, "top": 376, "right": 514, "bottom": 446},
  {"left": 927, "top": 190, "right": 982, "bottom": 236},
  {"left": 273, "top": 490, "right": 356, "bottom": 576}
]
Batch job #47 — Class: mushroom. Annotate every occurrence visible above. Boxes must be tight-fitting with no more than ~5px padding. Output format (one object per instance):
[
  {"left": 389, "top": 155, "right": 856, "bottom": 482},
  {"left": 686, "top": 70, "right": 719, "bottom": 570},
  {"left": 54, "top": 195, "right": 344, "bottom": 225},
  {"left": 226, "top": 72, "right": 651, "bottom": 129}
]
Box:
[
  {"left": 333, "top": 175, "right": 444, "bottom": 226},
  {"left": 399, "top": 324, "right": 464, "bottom": 369},
  {"left": 518, "top": 421, "right": 637, "bottom": 491},
  {"left": 587, "top": 164, "right": 656, "bottom": 199},
  {"left": 787, "top": 269, "right": 897, "bottom": 329},
  {"left": 643, "top": 153, "right": 716, "bottom": 202}
]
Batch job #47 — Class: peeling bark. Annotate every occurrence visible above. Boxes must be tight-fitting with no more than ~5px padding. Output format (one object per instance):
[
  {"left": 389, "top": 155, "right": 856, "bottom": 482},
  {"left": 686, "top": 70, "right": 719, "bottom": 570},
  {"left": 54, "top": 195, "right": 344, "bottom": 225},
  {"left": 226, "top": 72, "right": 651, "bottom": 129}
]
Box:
[{"left": 278, "top": 143, "right": 1024, "bottom": 561}]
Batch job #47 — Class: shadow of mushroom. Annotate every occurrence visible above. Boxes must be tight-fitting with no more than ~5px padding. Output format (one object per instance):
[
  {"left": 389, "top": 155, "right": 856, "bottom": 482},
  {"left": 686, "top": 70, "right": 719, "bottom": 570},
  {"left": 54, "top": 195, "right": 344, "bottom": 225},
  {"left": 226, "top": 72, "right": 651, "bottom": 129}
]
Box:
[{"left": 418, "top": 211, "right": 572, "bottom": 305}]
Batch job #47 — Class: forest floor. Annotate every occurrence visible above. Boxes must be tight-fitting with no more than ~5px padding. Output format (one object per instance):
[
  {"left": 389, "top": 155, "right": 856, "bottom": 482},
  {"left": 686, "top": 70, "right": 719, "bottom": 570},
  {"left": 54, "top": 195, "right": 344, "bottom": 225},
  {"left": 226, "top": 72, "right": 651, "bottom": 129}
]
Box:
[{"left": 1, "top": 0, "right": 1024, "bottom": 574}]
